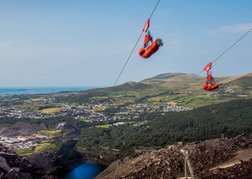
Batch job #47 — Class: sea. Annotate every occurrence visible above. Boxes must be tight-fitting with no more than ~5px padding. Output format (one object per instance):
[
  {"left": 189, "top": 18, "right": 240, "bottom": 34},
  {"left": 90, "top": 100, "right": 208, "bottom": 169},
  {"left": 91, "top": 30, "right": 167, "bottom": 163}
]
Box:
[
  {"left": 0, "top": 86, "right": 101, "bottom": 96},
  {"left": 0, "top": 86, "right": 107, "bottom": 178}
]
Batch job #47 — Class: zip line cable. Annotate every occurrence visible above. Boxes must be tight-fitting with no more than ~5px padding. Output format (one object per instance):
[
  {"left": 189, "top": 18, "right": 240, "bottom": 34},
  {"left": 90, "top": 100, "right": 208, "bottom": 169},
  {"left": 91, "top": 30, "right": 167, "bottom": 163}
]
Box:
[
  {"left": 197, "top": 27, "right": 252, "bottom": 76},
  {"left": 113, "top": 0, "right": 161, "bottom": 86},
  {"left": 113, "top": 33, "right": 143, "bottom": 86},
  {"left": 149, "top": 0, "right": 161, "bottom": 20}
]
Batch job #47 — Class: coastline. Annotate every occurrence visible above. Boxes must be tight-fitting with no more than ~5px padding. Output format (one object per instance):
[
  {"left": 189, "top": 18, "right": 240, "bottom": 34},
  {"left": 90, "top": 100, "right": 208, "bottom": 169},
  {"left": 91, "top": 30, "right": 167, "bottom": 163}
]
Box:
[{"left": 0, "top": 86, "right": 101, "bottom": 96}]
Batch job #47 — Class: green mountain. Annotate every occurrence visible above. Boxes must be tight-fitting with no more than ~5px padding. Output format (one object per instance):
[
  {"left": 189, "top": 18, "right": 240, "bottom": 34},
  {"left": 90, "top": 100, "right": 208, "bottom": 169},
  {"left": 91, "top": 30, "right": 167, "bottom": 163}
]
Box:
[
  {"left": 70, "top": 72, "right": 252, "bottom": 151},
  {"left": 140, "top": 72, "right": 252, "bottom": 92},
  {"left": 57, "top": 72, "right": 251, "bottom": 108}
]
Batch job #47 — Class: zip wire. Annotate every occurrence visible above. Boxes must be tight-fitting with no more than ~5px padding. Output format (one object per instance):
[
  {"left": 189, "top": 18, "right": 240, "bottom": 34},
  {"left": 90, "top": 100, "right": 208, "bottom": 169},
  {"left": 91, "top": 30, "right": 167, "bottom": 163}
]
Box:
[
  {"left": 113, "top": 0, "right": 161, "bottom": 86},
  {"left": 197, "top": 27, "right": 252, "bottom": 76}
]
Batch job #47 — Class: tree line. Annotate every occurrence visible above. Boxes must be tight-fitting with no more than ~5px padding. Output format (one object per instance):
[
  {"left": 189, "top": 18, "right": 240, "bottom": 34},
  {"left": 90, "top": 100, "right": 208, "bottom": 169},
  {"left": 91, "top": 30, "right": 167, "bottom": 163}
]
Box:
[{"left": 77, "top": 98, "right": 252, "bottom": 150}]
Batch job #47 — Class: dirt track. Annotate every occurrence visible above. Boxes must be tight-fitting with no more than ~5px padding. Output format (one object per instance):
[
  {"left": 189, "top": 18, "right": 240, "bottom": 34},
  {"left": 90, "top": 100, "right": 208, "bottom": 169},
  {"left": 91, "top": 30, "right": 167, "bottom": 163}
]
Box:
[{"left": 211, "top": 148, "right": 252, "bottom": 170}]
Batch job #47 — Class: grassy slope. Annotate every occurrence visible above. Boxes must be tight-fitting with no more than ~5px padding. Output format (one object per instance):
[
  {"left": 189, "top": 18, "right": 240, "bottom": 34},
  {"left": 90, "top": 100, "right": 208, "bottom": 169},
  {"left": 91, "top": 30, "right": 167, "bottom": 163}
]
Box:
[
  {"left": 12, "top": 72, "right": 250, "bottom": 111},
  {"left": 101, "top": 72, "right": 252, "bottom": 108}
]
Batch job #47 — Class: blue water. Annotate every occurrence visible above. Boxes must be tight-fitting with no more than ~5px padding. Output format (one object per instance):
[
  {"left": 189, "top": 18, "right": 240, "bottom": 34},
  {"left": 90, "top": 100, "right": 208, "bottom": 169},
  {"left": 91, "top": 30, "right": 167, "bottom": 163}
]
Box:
[
  {"left": 64, "top": 162, "right": 107, "bottom": 179},
  {"left": 0, "top": 87, "right": 100, "bottom": 96}
]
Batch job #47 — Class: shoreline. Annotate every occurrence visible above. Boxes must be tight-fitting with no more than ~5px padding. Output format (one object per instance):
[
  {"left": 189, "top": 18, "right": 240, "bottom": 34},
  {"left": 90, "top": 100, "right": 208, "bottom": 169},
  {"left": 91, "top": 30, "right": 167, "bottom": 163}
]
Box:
[{"left": 0, "top": 86, "right": 99, "bottom": 96}]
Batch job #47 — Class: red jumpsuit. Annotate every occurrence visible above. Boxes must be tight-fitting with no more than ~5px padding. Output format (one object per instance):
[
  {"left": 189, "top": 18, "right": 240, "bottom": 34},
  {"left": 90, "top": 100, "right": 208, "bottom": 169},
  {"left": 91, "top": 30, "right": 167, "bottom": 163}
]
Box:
[
  {"left": 138, "top": 39, "right": 162, "bottom": 58},
  {"left": 202, "top": 83, "right": 219, "bottom": 91},
  {"left": 202, "top": 73, "right": 219, "bottom": 91}
]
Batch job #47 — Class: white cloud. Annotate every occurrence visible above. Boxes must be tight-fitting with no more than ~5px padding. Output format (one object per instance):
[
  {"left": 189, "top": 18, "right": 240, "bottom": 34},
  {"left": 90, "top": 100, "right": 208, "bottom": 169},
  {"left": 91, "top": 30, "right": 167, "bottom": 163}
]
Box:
[{"left": 207, "top": 23, "right": 252, "bottom": 36}]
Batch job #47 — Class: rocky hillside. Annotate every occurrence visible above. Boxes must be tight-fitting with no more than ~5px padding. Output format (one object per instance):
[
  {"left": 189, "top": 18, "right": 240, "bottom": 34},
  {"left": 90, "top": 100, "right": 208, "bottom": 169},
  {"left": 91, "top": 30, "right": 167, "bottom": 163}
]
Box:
[
  {"left": 0, "top": 143, "right": 44, "bottom": 179},
  {"left": 0, "top": 122, "right": 48, "bottom": 137},
  {"left": 95, "top": 134, "right": 252, "bottom": 179}
]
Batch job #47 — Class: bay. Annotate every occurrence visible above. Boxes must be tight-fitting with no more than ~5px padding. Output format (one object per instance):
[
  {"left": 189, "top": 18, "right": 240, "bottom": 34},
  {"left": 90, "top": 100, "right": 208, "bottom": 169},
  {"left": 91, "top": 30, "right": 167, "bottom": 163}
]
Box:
[
  {"left": 0, "top": 86, "right": 100, "bottom": 96},
  {"left": 64, "top": 162, "right": 107, "bottom": 179}
]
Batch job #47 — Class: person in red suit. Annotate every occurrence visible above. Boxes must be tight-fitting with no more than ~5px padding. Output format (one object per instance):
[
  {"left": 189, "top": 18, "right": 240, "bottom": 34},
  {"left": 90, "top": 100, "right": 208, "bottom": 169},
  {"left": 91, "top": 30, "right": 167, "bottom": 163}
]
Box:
[
  {"left": 138, "top": 31, "right": 163, "bottom": 58},
  {"left": 202, "top": 72, "right": 220, "bottom": 91}
]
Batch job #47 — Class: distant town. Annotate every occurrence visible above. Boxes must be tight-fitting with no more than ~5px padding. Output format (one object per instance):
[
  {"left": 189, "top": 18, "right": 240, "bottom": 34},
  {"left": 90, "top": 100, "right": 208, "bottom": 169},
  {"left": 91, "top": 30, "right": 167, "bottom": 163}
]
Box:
[
  {"left": 0, "top": 97, "right": 192, "bottom": 121},
  {"left": 0, "top": 97, "right": 192, "bottom": 150}
]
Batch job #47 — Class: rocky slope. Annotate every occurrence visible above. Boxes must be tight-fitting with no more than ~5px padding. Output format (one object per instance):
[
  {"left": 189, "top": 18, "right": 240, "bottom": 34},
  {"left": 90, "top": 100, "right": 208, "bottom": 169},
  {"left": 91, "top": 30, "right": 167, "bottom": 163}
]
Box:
[
  {"left": 95, "top": 134, "right": 252, "bottom": 179},
  {"left": 0, "top": 122, "right": 48, "bottom": 137},
  {"left": 1, "top": 134, "right": 252, "bottom": 178},
  {"left": 0, "top": 143, "right": 44, "bottom": 179}
]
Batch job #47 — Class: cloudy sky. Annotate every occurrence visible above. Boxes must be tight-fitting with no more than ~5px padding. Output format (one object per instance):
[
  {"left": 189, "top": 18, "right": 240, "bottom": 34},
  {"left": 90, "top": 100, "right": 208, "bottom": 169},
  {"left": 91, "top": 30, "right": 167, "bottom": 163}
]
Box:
[{"left": 0, "top": 0, "right": 251, "bottom": 87}]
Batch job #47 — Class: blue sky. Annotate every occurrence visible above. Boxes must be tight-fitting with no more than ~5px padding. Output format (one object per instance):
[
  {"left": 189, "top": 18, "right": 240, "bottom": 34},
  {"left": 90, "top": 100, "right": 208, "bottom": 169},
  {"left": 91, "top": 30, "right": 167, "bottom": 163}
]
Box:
[{"left": 0, "top": 0, "right": 251, "bottom": 87}]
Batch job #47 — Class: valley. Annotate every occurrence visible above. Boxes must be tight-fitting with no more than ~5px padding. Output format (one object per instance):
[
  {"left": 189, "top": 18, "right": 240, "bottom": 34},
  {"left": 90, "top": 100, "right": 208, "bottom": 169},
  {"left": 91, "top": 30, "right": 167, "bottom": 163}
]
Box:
[{"left": 0, "top": 72, "right": 251, "bottom": 178}]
